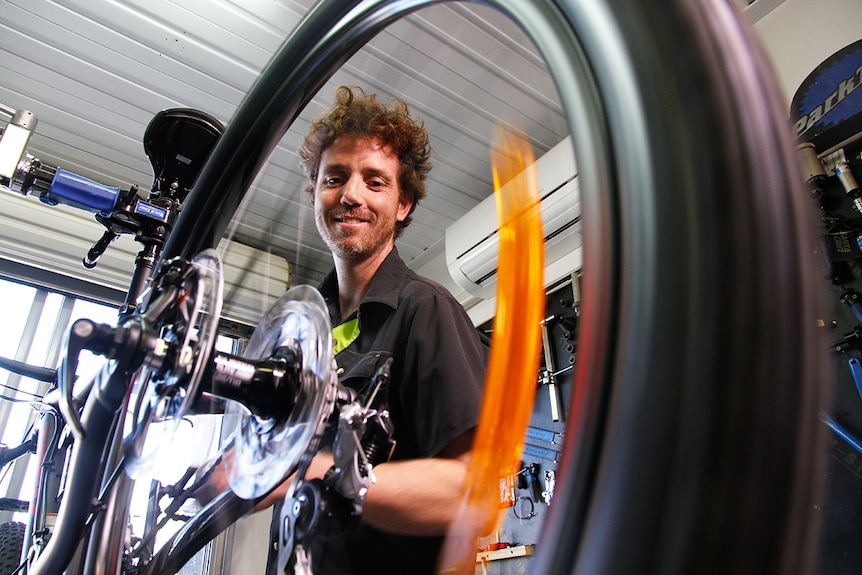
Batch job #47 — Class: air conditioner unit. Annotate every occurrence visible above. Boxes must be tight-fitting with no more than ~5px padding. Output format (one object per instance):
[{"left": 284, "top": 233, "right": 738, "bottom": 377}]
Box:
[{"left": 410, "top": 136, "right": 582, "bottom": 325}]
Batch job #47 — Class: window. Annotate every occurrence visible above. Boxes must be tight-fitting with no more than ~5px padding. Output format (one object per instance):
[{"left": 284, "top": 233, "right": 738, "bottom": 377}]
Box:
[
  {"left": 0, "top": 279, "right": 119, "bottom": 513},
  {"left": 0, "top": 276, "right": 236, "bottom": 539}
]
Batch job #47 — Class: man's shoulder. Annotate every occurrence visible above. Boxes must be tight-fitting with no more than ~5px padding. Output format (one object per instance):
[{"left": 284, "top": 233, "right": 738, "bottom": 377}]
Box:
[
  {"left": 399, "top": 266, "right": 460, "bottom": 303},
  {"left": 377, "top": 248, "right": 463, "bottom": 307}
]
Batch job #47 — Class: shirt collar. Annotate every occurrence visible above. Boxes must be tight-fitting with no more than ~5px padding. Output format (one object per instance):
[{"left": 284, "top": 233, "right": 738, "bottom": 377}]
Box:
[{"left": 318, "top": 246, "right": 408, "bottom": 316}]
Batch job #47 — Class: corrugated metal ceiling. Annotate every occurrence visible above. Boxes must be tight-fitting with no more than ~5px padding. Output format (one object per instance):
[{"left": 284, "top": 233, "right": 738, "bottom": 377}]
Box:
[{"left": 1, "top": 0, "right": 566, "bottom": 301}]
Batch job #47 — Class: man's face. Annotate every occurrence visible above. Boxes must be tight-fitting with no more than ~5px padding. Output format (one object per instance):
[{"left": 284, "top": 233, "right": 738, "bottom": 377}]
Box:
[{"left": 313, "top": 135, "right": 412, "bottom": 262}]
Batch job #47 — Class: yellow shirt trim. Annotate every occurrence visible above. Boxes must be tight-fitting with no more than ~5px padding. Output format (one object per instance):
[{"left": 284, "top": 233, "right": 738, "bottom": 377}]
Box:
[{"left": 332, "top": 317, "right": 360, "bottom": 356}]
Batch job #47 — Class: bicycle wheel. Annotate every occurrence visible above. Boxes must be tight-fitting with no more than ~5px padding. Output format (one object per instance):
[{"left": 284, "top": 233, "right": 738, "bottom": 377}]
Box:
[{"left": 152, "top": 0, "right": 825, "bottom": 573}]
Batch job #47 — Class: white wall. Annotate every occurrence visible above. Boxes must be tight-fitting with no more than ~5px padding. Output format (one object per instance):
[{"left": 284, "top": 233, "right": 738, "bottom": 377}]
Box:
[
  {"left": 228, "top": 512, "right": 272, "bottom": 574},
  {"left": 752, "top": 0, "right": 862, "bottom": 106}
]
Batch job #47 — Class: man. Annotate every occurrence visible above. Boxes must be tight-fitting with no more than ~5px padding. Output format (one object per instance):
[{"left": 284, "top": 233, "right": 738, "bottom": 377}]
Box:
[{"left": 243, "top": 86, "right": 487, "bottom": 574}]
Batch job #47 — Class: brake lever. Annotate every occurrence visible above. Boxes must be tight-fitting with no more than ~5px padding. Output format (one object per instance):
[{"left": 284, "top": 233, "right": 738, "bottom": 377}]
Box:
[
  {"left": 59, "top": 310, "right": 164, "bottom": 443},
  {"left": 58, "top": 320, "right": 96, "bottom": 441}
]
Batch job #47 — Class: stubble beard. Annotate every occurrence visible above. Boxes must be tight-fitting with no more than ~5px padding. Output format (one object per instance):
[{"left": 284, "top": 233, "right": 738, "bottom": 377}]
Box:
[{"left": 317, "top": 210, "right": 394, "bottom": 264}]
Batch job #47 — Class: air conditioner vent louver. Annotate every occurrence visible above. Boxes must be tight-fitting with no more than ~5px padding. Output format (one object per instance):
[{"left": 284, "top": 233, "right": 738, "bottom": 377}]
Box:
[{"left": 443, "top": 136, "right": 583, "bottom": 303}]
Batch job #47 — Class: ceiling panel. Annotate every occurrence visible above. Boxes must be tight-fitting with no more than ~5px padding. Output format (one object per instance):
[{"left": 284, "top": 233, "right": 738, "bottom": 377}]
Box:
[{"left": 0, "top": 0, "right": 565, "bottom": 297}]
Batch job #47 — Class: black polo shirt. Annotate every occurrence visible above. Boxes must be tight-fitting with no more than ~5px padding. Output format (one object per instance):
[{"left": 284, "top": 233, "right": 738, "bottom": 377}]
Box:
[{"left": 312, "top": 247, "right": 487, "bottom": 574}]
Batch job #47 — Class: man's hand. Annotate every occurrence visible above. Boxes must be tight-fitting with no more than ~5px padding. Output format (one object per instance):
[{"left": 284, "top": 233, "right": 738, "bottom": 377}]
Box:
[
  {"left": 192, "top": 432, "right": 472, "bottom": 538},
  {"left": 254, "top": 452, "right": 335, "bottom": 510}
]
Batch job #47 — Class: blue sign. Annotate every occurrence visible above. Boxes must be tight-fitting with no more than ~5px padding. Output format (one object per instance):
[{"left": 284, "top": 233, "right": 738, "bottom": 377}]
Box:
[{"left": 791, "top": 39, "right": 862, "bottom": 150}]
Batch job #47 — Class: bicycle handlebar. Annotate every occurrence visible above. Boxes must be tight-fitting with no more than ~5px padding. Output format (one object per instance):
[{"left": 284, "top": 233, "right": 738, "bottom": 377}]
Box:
[
  {"left": 0, "top": 355, "right": 57, "bottom": 383},
  {"left": 0, "top": 434, "right": 37, "bottom": 468}
]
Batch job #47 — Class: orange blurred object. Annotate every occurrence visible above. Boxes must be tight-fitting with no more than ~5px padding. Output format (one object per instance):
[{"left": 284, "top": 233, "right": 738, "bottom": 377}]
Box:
[{"left": 436, "top": 127, "right": 546, "bottom": 574}]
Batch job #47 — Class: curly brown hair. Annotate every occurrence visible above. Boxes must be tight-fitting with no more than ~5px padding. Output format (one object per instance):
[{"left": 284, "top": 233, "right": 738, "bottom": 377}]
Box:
[{"left": 299, "top": 86, "right": 431, "bottom": 236}]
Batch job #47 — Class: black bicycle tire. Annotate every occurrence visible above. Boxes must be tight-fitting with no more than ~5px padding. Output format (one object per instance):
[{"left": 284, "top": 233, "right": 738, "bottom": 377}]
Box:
[
  {"left": 142, "top": 491, "right": 256, "bottom": 575},
  {"left": 0, "top": 521, "right": 26, "bottom": 575},
  {"left": 526, "top": 1, "right": 825, "bottom": 574},
  {"left": 150, "top": 0, "right": 825, "bottom": 574}
]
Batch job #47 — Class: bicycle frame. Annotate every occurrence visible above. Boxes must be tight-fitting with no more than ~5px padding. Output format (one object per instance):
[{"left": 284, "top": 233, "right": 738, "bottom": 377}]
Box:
[
  {"left": 1, "top": 110, "right": 225, "bottom": 574},
  {"left": 0, "top": 357, "right": 66, "bottom": 569}
]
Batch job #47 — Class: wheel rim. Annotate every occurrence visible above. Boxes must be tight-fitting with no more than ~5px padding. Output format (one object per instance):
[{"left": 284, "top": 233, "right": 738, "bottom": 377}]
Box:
[{"left": 154, "top": 1, "right": 825, "bottom": 572}]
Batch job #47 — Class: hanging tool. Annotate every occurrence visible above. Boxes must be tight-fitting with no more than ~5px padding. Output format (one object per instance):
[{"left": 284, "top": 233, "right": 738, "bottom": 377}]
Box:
[
  {"left": 820, "top": 411, "right": 862, "bottom": 455},
  {"left": 848, "top": 357, "right": 862, "bottom": 401},
  {"left": 540, "top": 315, "right": 562, "bottom": 421},
  {"left": 839, "top": 288, "right": 862, "bottom": 323},
  {"left": 831, "top": 326, "right": 862, "bottom": 353},
  {"left": 572, "top": 270, "right": 582, "bottom": 318},
  {"left": 542, "top": 470, "right": 556, "bottom": 505},
  {"left": 522, "top": 443, "right": 559, "bottom": 462},
  {"left": 513, "top": 496, "right": 536, "bottom": 520},
  {"left": 526, "top": 426, "right": 563, "bottom": 445},
  {"left": 516, "top": 462, "right": 544, "bottom": 504}
]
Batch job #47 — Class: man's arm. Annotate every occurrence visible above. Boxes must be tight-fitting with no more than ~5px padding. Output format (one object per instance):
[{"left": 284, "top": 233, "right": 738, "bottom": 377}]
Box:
[
  {"left": 260, "top": 430, "right": 474, "bottom": 535},
  {"left": 199, "top": 429, "right": 472, "bottom": 538},
  {"left": 360, "top": 430, "right": 473, "bottom": 536}
]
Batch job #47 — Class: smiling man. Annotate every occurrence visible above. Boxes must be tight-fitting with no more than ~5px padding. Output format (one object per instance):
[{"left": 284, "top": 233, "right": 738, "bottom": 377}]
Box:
[
  {"left": 275, "top": 85, "right": 487, "bottom": 574},
  {"left": 311, "top": 133, "right": 412, "bottom": 318}
]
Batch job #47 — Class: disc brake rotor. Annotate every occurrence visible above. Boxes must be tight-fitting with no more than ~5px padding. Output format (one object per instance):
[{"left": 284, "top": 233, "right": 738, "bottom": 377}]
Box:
[
  {"left": 225, "top": 284, "right": 337, "bottom": 499},
  {"left": 124, "top": 249, "right": 224, "bottom": 478}
]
